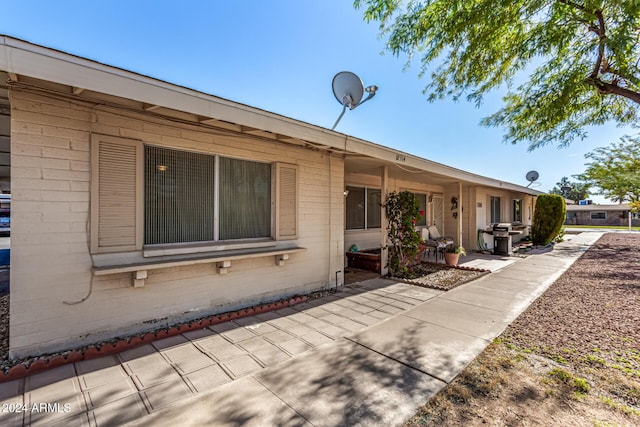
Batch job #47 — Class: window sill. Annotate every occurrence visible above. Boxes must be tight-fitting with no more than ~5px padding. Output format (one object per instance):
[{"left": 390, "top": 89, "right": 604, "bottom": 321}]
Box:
[
  {"left": 93, "top": 246, "right": 307, "bottom": 287},
  {"left": 143, "top": 239, "right": 277, "bottom": 258}
]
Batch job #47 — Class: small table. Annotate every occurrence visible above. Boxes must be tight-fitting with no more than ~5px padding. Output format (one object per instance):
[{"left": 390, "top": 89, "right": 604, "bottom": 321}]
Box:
[{"left": 423, "top": 238, "right": 454, "bottom": 261}]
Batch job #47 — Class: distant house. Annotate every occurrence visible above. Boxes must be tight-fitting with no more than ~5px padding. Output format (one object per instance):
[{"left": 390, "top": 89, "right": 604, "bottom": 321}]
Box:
[
  {"left": 565, "top": 203, "right": 640, "bottom": 227},
  {"left": 0, "top": 35, "right": 542, "bottom": 358}
]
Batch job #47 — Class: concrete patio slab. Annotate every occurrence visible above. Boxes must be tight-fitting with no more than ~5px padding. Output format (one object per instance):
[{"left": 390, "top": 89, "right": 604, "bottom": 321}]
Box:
[
  {"left": 170, "top": 352, "right": 216, "bottom": 375},
  {"left": 195, "top": 335, "right": 247, "bottom": 361},
  {"left": 350, "top": 315, "right": 489, "bottom": 383},
  {"left": 25, "top": 364, "right": 76, "bottom": 390},
  {"left": 183, "top": 364, "right": 231, "bottom": 393},
  {"left": 250, "top": 345, "right": 290, "bottom": 367},
  {"left": 181, "top": 328, "right": 216, "bottom": 341},
  {"left": 129, "top": 363, "right": 181, "bottom": 390},
  {"left": 151, "top": 334, "right": 189, "bottom": 350},
  {"left": 278, "top": 337, "right": 313, "bottom": 355},
  {"left": 140, "top": 377, "right": 193, "bottom": 411},
  {"left": 119, "top": 346, "right": 168, "bottom": 375},
  {"left": 129, "top": 376, "right": 311, "bottom": 427},
  {"left": 0, "top": 378, "right": 22, "bottom": 399},
  {"left": 78, "top": 363, "right": 128, "bottom": 390},
  {"left": 219, "top": 326, "right": 256, "bottom": 343},
  {"left": 160, "top": 343, "right": 203, "bottom": 363},
  {"left": 467, "top": 274, "right": 542, "bottom": 293},
  {"left": 0, "top": 395, "right": 23, "bottom": 427},
  {"left": 3, "top": 232, "right": 604, "bottom": 426},
  {"left": 220, "top": 354, "right": 263, "bottom": 378},
  {"left": 83, "top": 376, "right": 137, "bottom": 409},
  {"left": 388, "top": 285, "right": 442, "bottom": 301},
  {"left": 298, "top": 330, "right": 335, "bottom": 347},
  {"left": 403, "top": 298, "right": 510, "bottom": 341},
  {"left": 255, "top": 340, "right": 446, "bottom": 427},
  {"left": 243, "top": 322, "right": 278, "bottom": 336},
  {"left": 90, "top": 393, "right": 148, "bottom": 427},
  {"left": 236, "top": 336, "right": 273, "bottom": 353},
  {"left": 32, "top": 411, "right": 91, "bottom": 427},
  {"left": 442, "top": 284, "right": 530, "bottom": 314},
  {"left": 27, "top": 383, "right": 86, "bottom": 425},
  {"left": 75, "top": 355, "right": 120, "bottom": 376}
]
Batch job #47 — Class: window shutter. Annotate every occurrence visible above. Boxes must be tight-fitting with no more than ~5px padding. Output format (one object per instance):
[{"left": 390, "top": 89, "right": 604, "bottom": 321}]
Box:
[
  {"left": 276, "top": 163, "right": 298, "bottom": 240},
  {"left": 91, "top": 135, "right": 143, "bottom": 253}
]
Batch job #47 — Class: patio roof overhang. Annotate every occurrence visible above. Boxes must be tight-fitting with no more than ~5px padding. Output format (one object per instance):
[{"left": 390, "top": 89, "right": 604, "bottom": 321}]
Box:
[{"left": 0, "top": 35, "right": 542, "bottom": 196}]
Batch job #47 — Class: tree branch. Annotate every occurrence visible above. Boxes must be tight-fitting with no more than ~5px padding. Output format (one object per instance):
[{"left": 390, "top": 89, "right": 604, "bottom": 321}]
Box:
[
  {"left": 557, "top": 0, "right": 588, "bottom": 13},
  {"left": 585, "top": 77, "right": 640, "bottom": 104},
  {"left": 590, "top": 10, "right": 606, "bottom": 79}
]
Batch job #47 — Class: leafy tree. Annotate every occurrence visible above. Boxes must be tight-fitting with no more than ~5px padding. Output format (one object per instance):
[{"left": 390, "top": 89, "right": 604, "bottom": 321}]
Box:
[
  {"left": 531, "top": 194, "right": 566, "bottom": 245},
  {"left": 577, "top": 135, "right": 640, "bottom": 203},
  {"left": 354, "top": 0, "right": 640, "bottom": 150},
  {"left": 549, "top": 177, "right": 590, "bottom": 203}
]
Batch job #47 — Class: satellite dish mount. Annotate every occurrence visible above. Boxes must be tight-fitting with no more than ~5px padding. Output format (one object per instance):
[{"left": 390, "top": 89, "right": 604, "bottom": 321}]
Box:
[{"left": 331, "top": 71, "right": 378, "bottom": 130}]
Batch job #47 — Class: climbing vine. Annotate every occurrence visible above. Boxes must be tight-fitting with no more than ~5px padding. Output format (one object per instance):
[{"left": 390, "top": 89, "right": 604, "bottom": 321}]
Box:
[{"left": 384, "top": 191, "right": 424, "bottom": 276}]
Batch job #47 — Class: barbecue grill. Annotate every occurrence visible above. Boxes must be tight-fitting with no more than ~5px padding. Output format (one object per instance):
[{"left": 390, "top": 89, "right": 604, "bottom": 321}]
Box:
[{"left": 493, "top": 223, "right": 512, "bottom": 255}]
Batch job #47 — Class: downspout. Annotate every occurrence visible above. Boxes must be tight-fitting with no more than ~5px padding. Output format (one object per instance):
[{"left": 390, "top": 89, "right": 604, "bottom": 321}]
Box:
[
  {"left": 328, "top": 152, "right": 341, "bottom": 289},
  {"left": 458, "top": 181, "right": 463, "bottom": 246},
  {"left": 328, "top": 152, "right": 333, "bottom": 289}
]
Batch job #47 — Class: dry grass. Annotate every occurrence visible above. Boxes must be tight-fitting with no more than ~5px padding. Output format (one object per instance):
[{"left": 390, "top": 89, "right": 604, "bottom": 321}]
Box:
[{"left": 404, "top": 233, "right": 640, "bottom": 427}]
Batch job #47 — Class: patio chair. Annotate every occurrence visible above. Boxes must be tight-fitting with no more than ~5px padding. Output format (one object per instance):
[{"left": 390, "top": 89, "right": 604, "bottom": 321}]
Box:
[{"left": 421, "top": 225, "right": 454, "bottom": 261}]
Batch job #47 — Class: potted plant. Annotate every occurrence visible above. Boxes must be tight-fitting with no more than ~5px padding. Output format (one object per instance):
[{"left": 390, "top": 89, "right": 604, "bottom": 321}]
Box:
[{"left": 444, "top": 245, "right": 466, "bottom": 266}]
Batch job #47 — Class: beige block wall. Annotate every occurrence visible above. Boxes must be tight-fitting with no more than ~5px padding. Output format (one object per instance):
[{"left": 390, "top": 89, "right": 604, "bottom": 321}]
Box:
[
  {"left": 9, "top": 89, "right": 344, "bottom": 358},
  {"left": 474, "top": 187, "right": 535, "bottom": 250},
  {"left": 343, "top": 171, "right": 445, "bottom": 258}
]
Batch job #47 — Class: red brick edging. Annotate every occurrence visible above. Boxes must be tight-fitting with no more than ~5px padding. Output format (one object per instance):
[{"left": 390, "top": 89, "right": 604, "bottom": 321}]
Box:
[{"left": 0, "top": 295, "right": 308, "bottom": 383}]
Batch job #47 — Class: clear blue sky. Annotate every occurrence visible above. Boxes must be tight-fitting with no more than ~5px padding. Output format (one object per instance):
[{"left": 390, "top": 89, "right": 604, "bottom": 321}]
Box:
[{"left": 2, "top": 0, "right": 630, "bottom": 202}]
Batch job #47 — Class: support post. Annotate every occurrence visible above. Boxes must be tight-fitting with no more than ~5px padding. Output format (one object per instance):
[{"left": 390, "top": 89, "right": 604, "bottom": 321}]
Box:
[{"left": 380, "top": 165, "right": 389, "bottom": 276}]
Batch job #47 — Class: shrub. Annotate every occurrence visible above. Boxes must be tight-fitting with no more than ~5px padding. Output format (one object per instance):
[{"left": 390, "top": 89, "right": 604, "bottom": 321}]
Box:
[
  {"left": 384, "top": 191, "right": 424, "bottom": 276},
  {"left": 531, "top": 194, "right": 566, "bottom": 246}
]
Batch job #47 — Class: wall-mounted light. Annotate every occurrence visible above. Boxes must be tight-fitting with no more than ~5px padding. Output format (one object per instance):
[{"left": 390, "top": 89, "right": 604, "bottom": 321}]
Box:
[
  {"left": 157, "top": 165, "right": 168, "bottom": 172},
  {"left": 343, "top": 189, "right": 350, "bottom": 197}
]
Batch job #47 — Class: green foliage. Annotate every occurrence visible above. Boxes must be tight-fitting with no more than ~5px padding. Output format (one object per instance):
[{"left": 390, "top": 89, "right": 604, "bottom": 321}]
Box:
[
  {"left": 445, "top": 245, "right": 466, "bottom": 255},
  {"left": 354, "top": 0, "right": 640, "bottom": 150},
  {"left": 531, "top": 194, "right": 566, "bottom": 245},
  {"left": 549, "top": 367, "right": 591, "bottom": 395},
  {"left": 577, "top": 135, "right": 640, "bottom": 203},
  {"left": 549, "top": 176, "right": 590, "bottom": 203},
  {"left": 384, "top": 191, "right": 424, "bottom": 276}
]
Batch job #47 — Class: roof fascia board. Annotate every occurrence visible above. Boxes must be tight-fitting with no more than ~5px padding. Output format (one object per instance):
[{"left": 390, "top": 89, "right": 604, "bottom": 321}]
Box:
[
  {"left": 0, "top": 36, "right": 347, "bottom": 148},
  {"left": 1, "top": 35, "right": 541, "bottom": 196},
  {"left": 344, "top": 135, "right": 542, "bottom": 195}
]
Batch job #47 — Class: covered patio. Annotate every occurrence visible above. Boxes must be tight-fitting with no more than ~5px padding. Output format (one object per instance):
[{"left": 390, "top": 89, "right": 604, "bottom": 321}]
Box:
[{"left": 343, "top": 153, "right": 539, "bottom": 275}]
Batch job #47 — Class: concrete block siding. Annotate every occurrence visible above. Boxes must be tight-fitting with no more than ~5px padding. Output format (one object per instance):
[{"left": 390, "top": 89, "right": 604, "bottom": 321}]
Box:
[{"left": 10, "top": 89, "right": 345, "bottom": 358}]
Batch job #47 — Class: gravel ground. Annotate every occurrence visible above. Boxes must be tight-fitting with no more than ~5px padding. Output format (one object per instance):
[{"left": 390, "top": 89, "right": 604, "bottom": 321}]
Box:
[
  {"left": 405, "top": 232, "right": 640, "bottom": 426},
  {"left": 393, "top": 262, "right": 487, "bottom": 291},
  {"left": 503, "top": 233, "right": 640, "bottom": 367}
]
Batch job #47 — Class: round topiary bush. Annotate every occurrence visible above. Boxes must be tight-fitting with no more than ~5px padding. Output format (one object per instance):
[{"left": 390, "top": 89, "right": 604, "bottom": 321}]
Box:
[{"left": 531, "top": 194, "right": 566, "bottom": 246}]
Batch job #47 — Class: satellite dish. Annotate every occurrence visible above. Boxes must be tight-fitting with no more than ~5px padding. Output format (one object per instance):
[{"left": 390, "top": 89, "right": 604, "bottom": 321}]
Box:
[
  {"left": 332, "top": 72, "right": 364, "bottom": 109},
  {"left": 525, "top": 170, "right": 539, "bottom": 187},
  {"left": 331, "top": 71, "right": 378, "bottom": 130}
]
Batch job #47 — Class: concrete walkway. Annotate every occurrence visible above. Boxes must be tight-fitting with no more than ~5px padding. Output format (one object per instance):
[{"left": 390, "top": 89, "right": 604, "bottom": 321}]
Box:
[{"left": 0, "top": 232, "right": 602, "bottom": 427}]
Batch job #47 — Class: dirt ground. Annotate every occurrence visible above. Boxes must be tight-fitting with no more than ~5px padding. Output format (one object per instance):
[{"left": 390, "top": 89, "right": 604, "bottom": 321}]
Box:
[{"left": 404, "top": 233, "right": 640, "bottom": 427}]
